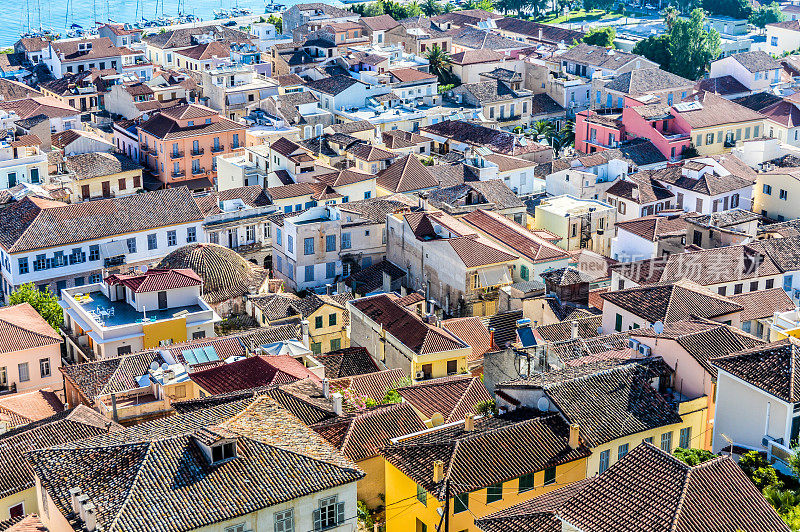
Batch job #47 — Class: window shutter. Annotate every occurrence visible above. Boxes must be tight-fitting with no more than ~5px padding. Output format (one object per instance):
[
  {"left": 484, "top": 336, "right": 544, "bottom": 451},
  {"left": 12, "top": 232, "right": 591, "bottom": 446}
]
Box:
[
  {"left": 336, "top": 502, "right": 345, "bottom": 525},
  {"left": 313, "top": 509, "right": 321, "bottom": 531}
]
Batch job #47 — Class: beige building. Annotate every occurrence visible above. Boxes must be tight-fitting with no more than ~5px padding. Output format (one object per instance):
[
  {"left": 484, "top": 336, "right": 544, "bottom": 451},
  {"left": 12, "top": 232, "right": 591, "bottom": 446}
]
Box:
[
  {"left": 533, "top": 195, "right": 616, "bottom": 256},
  {"left": 62, "top": 152, "right": 143, "bottom": 202},
  {"left": 754, "top": 167, "right": 800, "bottom": 221}
]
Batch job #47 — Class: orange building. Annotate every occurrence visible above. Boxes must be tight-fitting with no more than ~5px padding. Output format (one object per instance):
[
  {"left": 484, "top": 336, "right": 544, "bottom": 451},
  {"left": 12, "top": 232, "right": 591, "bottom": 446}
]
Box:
[{"left": 137, "top": 103, "right": 246, "bottom": 189}]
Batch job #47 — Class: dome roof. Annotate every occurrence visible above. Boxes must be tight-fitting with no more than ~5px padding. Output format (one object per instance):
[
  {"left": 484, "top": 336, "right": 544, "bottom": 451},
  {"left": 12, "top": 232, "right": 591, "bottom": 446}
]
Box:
[{"left": 156, "top": 243, "right": 269, "bottom": 304}]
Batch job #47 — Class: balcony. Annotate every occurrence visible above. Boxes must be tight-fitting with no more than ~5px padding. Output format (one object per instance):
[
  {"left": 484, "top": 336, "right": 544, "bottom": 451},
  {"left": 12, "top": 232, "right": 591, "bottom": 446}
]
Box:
[
  {"left": 169, "top": 150, "right": 184, "bottom": 159},
  {"left": 148, "top": 145, "right": 157, "bottom": 155},
  {"left": 211, "top": 144, "right": 225, "bottom": 153},
  {"left": 191, "top": 147, "right": 204, "bottom": 156},
  {"left": 497, "top": 114, "right": 522, "bottom": 123},
  {"left": 192, "top": 167, "right": 206, "bottom": 175},
  {"left": 140, "top": 142, "right": 148, "bottom": 151},
  {"left": 172, "top": 170, "right": 186, "bottom": 178}
]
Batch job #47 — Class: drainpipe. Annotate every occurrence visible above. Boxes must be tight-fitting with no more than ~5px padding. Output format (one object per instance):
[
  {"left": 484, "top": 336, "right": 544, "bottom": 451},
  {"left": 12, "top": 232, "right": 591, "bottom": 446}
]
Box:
[{"left": 110, "top": 393, "right": 119, "bottom": 422}]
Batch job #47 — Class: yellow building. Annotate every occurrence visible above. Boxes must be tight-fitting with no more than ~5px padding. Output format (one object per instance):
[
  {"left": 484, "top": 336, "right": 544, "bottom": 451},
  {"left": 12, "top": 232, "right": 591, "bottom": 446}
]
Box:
[
  {"left": 754, "top": 167, "right": 800, "bottom": 222},
  {"left": 495, "top": 357, "right": 709, "bottom": 476},
  {"left": 247, "top": 292, "right": 351, "bottom": 354},
  {"left": 64, "top": 151, "right": 143, "bottom": 202},
  {"left": 380, "top": 413, "right": 590, "bottom": 532}
]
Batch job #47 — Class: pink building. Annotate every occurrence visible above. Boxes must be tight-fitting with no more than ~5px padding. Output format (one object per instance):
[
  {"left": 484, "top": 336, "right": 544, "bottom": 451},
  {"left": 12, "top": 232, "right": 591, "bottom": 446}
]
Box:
[{"left": 575, "top": 109, "right": 623, "bottom": 153}]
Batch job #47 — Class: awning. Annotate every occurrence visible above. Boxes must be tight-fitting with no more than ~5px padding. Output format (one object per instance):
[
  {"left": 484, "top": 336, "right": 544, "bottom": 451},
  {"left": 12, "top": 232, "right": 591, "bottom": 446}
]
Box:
[
  {"left": 477, "top": 265, "right": 511, "bottom": 288},
  {"left": 226, "top": 93, "right": 247, "bottom": 105},
  {"left": 100, "top": 240, "right": 128, "bottom": 258}
]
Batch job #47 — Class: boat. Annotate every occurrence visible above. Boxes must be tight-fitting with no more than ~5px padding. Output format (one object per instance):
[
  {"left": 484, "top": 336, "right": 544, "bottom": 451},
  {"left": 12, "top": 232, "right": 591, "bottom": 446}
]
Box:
[
  {"left": 213, "top": 8, "right": 231, "bottom": 18},
  {"left": 264, "top": 1, "right": 285, "bottom": 11},
  {"left": 230, "top": 6, "right": 252, "bottom": 16}
]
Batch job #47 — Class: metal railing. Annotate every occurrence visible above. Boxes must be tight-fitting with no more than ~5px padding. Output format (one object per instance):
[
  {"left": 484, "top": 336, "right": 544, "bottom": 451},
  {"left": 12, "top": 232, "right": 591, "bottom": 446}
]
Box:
[
  {"left": 169, "top": 150, "right": 184, "bottom": 159},
  {"left": 191, "top": 147, "right": 205, "bottom": 156}
]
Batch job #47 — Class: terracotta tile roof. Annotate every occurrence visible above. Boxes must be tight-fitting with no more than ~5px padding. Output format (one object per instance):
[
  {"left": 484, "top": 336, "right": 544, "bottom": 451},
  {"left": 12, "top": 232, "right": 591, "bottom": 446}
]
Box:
[
  {"left": 633, "top": 319, "right": 764, "bottom": 376},
  {"left": 0, "top": 389, "right": 63, "bottom": 430},
  {"left": 157, "top": 242, "right": 270, "bottom": 304},
  {"left": 0, "top": 303, "right": 61, "bottom": 354},
  {"left": 347, "top": 143, "right": 396, "bottom": 162},
  {"left": 605, "top": 67, "right": 693, "bottom": 96},
  {"left": 190, "top": 355, "right": 320, "bottom": 395},
  {"left": 306, "top": 75, "right": 364, "bottom": 96},
  {"left": 345, "top": 259, "right": 406, "bottom": 293},
  {"left": 382, "top": 129, "right": 430, "bottom": 149},
  {"left": 606, "top": 173, "right": 674, "bottom": 204},
  {"left": 314, "top": 167, "right": 376, "bottom": 186},
  {"left": 330, "top": 368, "right": 408, "bottom": 403},
  {"left": 729, "top": 287, "right": 794, "bottom": 321},
  {"left": 65, "top": 151, "right": 141, "bottom": 180},
  {"left": 105, "top": 268, "right": 202, "bottom": 293},
  {"left": 314, "top": 347, "right": 379, "bottom": 379},
  {"left": 313, "top": 402, "right": 426, "bottom": 462},
  {"left": 359, "top": 14, "right": 400, "bottom": 31},
  {"left": 673, "top": 90, "right": 765, "bottom": 129},
  {"left": 461, "top": 209, "right": 570, "bottom": 264},
  {"left": 139, "top": 106, "right": 243, "bottom": 140},
  {"left": 175, "top": 40, "right": 231, "bottom": 61},
  {"left": 376, "top": 154, "right": 438, "bottom": 192},
  {"left": 389, "top": 67, "right": 437, "bottom": 83},
  {"left": 448, "top": 235, "right": 518, "bottom": 267},
  {"left": 0, "top": 406, "right": 120, "bottom": 501},
  {"left": 614, "top": 213, "right": 689, "bottom": 242},
  {"left": 441, "top": 317, "right": 498, "bottom": 362},
  {"left": 732, "top": 50, "right": 781, "bottom": 72},
  {"left": 328, "top": 120, "right": 375, "bottom": 135},
  {"left": 0, "top": 187, "right": 203, "bottom": 253},
  {"left": 0, "top": 96, "right": 78, "bottom": 120},
  {"left": 611, "top": 244, "right": 781, "bottom": 286},
  {"left": 0, "top": 514, "right": 48, "bottom": 532},
  {"left": 0, "top": 79, "right": 41, "bottom": 101},
  {"left": 479, "top": 442, "right": 787, "bottom": 532},
  {"left": 557, "top": 43, "right": 644, "bottom": 70},
  {"left": 380, "top": 411, "right": 590, "bottom": 500},
  {"left": 397, "top": 375, "right": 492, "bottom": 422},
  {"left": 601, "top": 278, "right": 742, "bottom": 323},
  {"left": 351, "top": 294, "right": 469, "bottom": 355},
  {"left": 30, "top": 396, "right": 363, "bottom": 532},
  {"left": 712, "top": 338, "right": 800, "bottom": 402},
  {"left": 266, "top": 181, "right": 315, "bottom": 200},
  {"left": 696, "top": 75, "right": 750, "bottom": 97},
  {"left": 541, "top": 267, "right": 594, "bottom": 287},
  {"left": 507, "top": 358, "right": 681, "bottom": 446},
  {"left": 421, "top": 120, "right": 548, "bottom": 156},
  {"left": 494, "top": 17, "right": 584, "bottom": 44},
  {"left": 534, "top": 315, "right": 603, "bottom": 344}
]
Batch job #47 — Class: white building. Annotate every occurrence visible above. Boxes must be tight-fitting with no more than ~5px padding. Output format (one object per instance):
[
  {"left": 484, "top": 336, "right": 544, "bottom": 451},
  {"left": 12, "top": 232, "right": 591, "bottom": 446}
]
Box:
[{"left": 709, "top": 51, "right": 782, "bottom": 93}]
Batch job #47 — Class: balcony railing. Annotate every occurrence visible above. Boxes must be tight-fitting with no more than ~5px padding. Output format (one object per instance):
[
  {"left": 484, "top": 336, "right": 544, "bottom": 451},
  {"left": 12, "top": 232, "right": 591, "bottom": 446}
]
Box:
[
  {"left": 497, "top": 114, "right": 522, "bottom": 123},
  {"left": 148, "top": 145, "right": 157, "bottom": 155},
  {"left": 192, "top": 167, "right": 206, "bottom": 175},
  {"left": 211, "top": 144, "right": 225, "bottom": 153},
  {"left": 169, "top": 150, "right": 184, "bottom": 159},
  {"left": 191, "top": 147, "right": 204, "bottom": 156},
  {"left": 172, "top": 170, "right": 186, "bottom": 178}
]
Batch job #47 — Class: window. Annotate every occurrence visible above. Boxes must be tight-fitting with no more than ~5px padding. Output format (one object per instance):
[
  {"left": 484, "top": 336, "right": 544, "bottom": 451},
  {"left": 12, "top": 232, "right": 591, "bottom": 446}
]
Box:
[
  {"left": 643, "top": 436, "right": 654, "bottom": 444},
  {"left": 341, "top": 232, "right": 351, "bottom": 249},
  {"left": 9, "top": 503, "right": 24, "bottom": 519},
  {"left": 785, "top": 275, "right": 794, "bottom": 291},
  {"left": 767, "top": 278, "right": 775, "bottom": 289},
  {"left": 751, "top": 281, "right": 759, "bottom": 291},
  {"left": 211, "top": 441, "right": 236, "bottom": 463},
  {"left": 706, "top": 132, "right": 714, "bottom": 144},
  {"left": 454, "top": 492, "right": 469, "bottom": 513},
  {"left": 225, "top": 523, "right": 245, "bottom": 532},
  {"left": 599, "top": 449, "right": 610, "bottom": 473},
  {"left": 276, "top": 227, "right": 282, "bottom": 246},
  {"left": 310, "top": 342, "right": 322, "bottom": 354},
  {"left": 305, "top": 265, "right": 315, "bottom": 282},
  {"left": 39, "top": 358, "right": 50, "bottom": 378},
  {"left": 18, "top": 258, "right": 28, "bottom": 275},
  {"left": 326, "top": 261, "right": 335, "bottom": 278},
  {"left": 304, "top": 237, "right": 314, "bottom": 255},
  {"left": 518, "top": 472, "right": 535, "bottom": 492},
  {"left": 126, "top": 237, "right": 137, "bottom": 254},
  {"left": 615, "top": 313, "right": 622, "bottom": 332},
  {"left": 520, "top": 264, "right": 529, "bottom": 281},
  {"left": 147, "top": 233, "right": 157, "bottom": 250},
  {"left": 167, "top": 230, "right": 177, "bottom": 246},
  {"left": 287, "top": 235, "right": 294, "bottom": 254},
  {"left": 274, "top": 509, "right": 294, "bottom": 532},
  {"left": 187, "top": 227, "right": 197, "bottom": 243},
  {"left": 772, "top": 36, "right": 779, "bottom": 46},
  {"left": 326, "top": 234, "right": 336, "bottom": 252},
  {"left": 661, "top": 431, "right": 673, "bottom": 452},
  {"left": 781, "top": 189, "right": 789, "bottom": 200},
  {"left": 329, "top": 313, "right": 337, "bottom": 326},
  {"left": 717, "top": 286, "right": 727, "bottom": 296},
  {"left": 486, "top": 483, "right": 502, "bottom": 503},
  {"left": 315, "top": 315, "right": 323, "bottom": 329},
  {"left": 447, "top": 359, "right": 457, "bottom": 375},
  {"left": 330, "top": 338, "right": 341, "bottom": 351},
  {"left": 417, "top": 484, "right": 427, "bottom": 505},
  {"left": 618, "top": 443, "right": 629, "bottom": 460},
  {"left": 679, "top": 427, "right": 691, "bottom": 449},
  {"left": 415, "top": 518, "right": 427, "bottom": 532},
  {"left": 18, "top": 362, "right": 29, "bottom": 382},
  {"left": 544, "top": 466, "right": 556, "bottom": 485},
  {"left": 89, "top": 244, "right": 100, "bottom": 261}
]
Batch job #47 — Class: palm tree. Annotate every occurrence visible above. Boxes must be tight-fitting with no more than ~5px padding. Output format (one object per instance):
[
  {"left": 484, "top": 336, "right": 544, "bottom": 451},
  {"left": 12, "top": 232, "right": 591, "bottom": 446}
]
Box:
[
  {"left": 426, "top": 44, "right": 452, "bottom": 85},
  {"left": 405, "top": 0, "right": 422, "bottom": 16},
  {"left": 532, "top": 120, "right": 554, "bottom": 141},
  {"left": 462, "top": 0, "right": 480, "bottom": 9},
  {"left": 443, "top": 1, "right": 456, "bottom": 11},
  {"left": 422, "top": 0, "right": 442, "bottom": 16}
]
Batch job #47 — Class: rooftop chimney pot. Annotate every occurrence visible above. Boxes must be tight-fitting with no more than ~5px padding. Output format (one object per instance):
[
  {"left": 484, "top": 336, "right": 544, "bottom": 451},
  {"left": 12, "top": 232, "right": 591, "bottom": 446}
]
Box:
[{"left": 465, "top": 412, "right": 475, "bottom": 432}]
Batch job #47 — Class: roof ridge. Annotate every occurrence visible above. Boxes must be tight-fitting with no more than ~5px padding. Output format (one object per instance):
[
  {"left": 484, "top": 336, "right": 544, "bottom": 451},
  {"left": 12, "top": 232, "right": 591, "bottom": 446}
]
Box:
[
  {"left": 669, "top": 460, "right": 695, "bottom": 532},
  {"left": 103, "top": 439, "right": 157, "bottom": 532}
]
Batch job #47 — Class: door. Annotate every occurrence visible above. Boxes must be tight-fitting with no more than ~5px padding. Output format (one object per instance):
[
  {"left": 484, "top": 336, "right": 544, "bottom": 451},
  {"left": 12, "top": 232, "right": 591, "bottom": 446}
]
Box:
[
  {"left": 102, "top": 181, "right": 111, "bottom": 197},
  {"left": 228, "top": 229, "right": 237, "bottom": 249},
  {"left": 81, "top": 185, "right": 90, "bottom": 199},
  {"left": 157, "top": 291, "right": 167, "bottom": 310}
]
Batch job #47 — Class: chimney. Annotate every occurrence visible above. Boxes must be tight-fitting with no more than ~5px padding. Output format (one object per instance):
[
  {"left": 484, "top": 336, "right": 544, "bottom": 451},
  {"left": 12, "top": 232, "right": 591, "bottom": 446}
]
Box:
[
  {"left": 382, "top": 270, "right": 392, "bottom": 293},
  {"left": 631, "top": 186, "right": 639, "bottom": 201},
  {"left": 489, "top": 327, "right": 495, "bottom": 348},
  {"left": 432, "top": 459, "right": 445, "bottom": 482},
  {"left": 538, "top": 28, "right": 543, "bottom": 41},
  {"left": 69, "top": 487, "right": 83, "bottom": 515},
  {"left": 326, "top": 283, "right": 333, "bottom": 296},
  {"left": 323, "top": 378, "right": 330, "bottom": 398},
  {"left": 332, "top": 392, "right": 343, "bottom": 416},
  {"left": 464, "top": 412, "right": 475, "bottom": 431},
  {"left": 571, "top": 320, "right": 579, "bottom": 339},
  {"left": 82, "top": 501, "right": 97, "bottom": 532},
  {"left": 300, "top": 319, "right": 310, "bottom": 348},
  {"left": 569, "top": 423, "right": 580, "bottom": 449}
]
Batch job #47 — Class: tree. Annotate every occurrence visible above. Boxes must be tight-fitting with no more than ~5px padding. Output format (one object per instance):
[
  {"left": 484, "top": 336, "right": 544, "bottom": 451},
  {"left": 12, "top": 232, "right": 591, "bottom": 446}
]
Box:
[
  {"left": 443, "top": 1, "right": 456, "bottom": 11},
  {"left": 739, "top": 451, "right": 783, "bottom": 491},
  {"left": 8, "top": 283, "right": 63, "bottom": 330},
  {"left": 702, "top": 0, "right": 751, "bottom": 19},
  {"left": 632, "top": 33, "right": 671, "bottom": 71},
  {"left": 750, "top": 2, "right": 784, "bottom": 28},
  {"left": 532, "top": 119, "right": 554, "bottom": 141},
  {"left": 668, "top": 8, "right": 721, "bottom": 80},
  {"left": 405, "top": 0, "right": 422, "bottom": 16},
  {"left": 266, "top": 14, "right": 282, "bottom": 34},
  {"left": 426, "top": 44, "right": 453, "bottom": 84},
  {"left": 672, "top": 447, "right": 717, "bottom": 466},
  {"left": 422, "top": 0, "right": 443, "bottom": 16},
  {"left": 362, "top": 2, "right": 386, "bottom": 16},
  {"left": 583, "top": 26, "right": 616, "bottom": 47}
]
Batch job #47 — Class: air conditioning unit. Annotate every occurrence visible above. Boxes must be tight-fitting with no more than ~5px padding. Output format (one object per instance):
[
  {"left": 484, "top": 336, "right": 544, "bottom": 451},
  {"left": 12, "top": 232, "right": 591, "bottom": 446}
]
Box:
[
  {"left": 415, "top": 371, "right": 425, "bottom": 380},
  {"left": 639, "top": 344, "right": 652, "bottom": 357},
  {"left": 628, "top": 338, "right": 640, "bottom": 350}
]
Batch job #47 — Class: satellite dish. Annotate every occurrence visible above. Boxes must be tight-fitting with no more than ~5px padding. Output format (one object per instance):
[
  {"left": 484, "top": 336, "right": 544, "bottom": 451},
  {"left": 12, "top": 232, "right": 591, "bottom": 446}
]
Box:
[
  {"left": 149, "top": 361, "right": 159, "bottom": 371},
  {"left": 141, "top": 265, "right": 148, "bottom": 273},
  {"left": 430, "top": 412, "right": 445, "bottom": 427},
  {"left": 161, "top": 362, "right": 169, "bottom": 370},
  {"left": 597, "top": 326, "right": 603, "bottom": 335},
  {"left": 537, "top": 396, "right": 550, "bottom": 412},
  {"left": 653, "top": 321, "right": 664, "bottom": 335}
]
